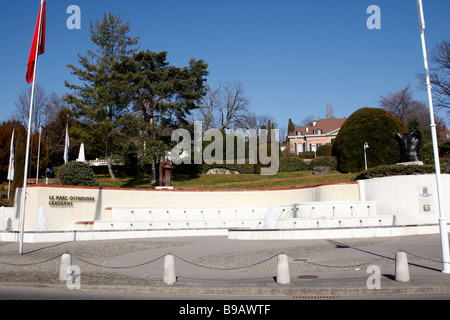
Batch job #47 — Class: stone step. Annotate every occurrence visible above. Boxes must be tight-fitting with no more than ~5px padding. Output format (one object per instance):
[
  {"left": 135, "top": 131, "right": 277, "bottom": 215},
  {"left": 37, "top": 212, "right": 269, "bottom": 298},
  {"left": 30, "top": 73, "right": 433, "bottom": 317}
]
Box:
[
  {"left": 93, "top": 215, "right": 394, "bottom": 231},
  {"left": 103, "top": 201, "right": 378, "bottom": 222}
]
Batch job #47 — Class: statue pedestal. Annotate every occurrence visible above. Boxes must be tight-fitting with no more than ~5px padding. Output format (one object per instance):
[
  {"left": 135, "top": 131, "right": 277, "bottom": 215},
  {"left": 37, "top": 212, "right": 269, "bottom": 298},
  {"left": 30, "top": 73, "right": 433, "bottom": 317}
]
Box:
[{"left": 396, "top": 161, "right": 424, "bottom": 166}]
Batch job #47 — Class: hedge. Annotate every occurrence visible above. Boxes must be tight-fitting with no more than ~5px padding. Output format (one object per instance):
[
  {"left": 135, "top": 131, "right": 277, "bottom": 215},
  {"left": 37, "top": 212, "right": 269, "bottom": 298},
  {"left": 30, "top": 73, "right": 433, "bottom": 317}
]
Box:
[
  {"left": 279, "top": 157, "right": 309, "bottom": 172},
  {"left": 421, "top": 140, "right": 450, "bottom": 164},
  {"left": 174, "top": 157, "right": 313, "bottom": 175},
  {"left": 354, "top": 164, "right": 450, "bottom": 180},
  {"left": 308, "top": 156, "right": 337, "bottom": 170}
]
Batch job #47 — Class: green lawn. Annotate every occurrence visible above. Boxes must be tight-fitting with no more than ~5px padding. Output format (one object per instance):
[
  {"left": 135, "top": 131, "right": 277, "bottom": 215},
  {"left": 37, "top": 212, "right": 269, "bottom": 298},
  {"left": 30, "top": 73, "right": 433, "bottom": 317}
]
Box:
[{"left": 95, "top": 171, "right": 356, "bottom": 190}]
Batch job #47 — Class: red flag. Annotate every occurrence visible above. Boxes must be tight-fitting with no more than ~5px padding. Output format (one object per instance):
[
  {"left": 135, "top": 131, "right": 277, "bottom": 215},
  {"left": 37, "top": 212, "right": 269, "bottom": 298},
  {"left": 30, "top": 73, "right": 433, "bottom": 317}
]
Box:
[{"left": 26, "top": 0, "right": 46, "bottom": 84}]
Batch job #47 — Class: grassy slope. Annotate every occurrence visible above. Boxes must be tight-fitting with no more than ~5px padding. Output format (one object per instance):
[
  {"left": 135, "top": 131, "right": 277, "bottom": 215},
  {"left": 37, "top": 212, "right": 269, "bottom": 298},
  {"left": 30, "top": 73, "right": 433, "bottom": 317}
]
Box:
[{"left": 95, "top": 171, "right": 356, "bottom": 190}]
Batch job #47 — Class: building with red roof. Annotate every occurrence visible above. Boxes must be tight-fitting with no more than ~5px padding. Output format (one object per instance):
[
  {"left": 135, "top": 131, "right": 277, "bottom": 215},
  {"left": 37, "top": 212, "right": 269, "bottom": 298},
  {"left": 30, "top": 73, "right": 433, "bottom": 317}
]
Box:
[{"left": 288, "top": 118, "right": 347, "bottom": 154}]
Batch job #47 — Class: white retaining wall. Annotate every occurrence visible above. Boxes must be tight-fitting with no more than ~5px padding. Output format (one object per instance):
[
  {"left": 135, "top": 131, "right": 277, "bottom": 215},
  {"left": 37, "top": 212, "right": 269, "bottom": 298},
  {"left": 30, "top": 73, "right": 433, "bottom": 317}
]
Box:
[
  {"left": 1, "top": 174, "right": 449, "bottom": 242},
  {"left": 357, "top": 174, "right": 450, "bottom": 226},
  {"left": 6, "top": 182, "right": 361, "bottom": 233}
]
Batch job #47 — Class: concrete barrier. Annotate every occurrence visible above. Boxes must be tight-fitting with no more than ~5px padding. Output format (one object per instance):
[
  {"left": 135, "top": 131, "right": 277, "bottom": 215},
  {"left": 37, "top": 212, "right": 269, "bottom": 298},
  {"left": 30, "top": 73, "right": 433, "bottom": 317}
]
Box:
[
  {"left": 59, "top": 253, "right": 72, "bottom": 281},
  {"left": 164, "top": 254, "right": 176, "bottom": 285},
  {"left": 276, "top": 254, "right": 290, "bottom": 284},
  {"left": 395, "top": 251, "right": 410, "bottom": 282}
]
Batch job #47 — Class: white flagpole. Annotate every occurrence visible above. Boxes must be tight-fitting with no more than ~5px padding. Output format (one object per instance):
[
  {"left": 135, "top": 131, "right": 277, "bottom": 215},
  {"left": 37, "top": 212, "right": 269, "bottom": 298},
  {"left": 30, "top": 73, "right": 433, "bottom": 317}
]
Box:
[
  {"left": 417, "top": 0, "right": 450, "bottom": 273},
  {"left": 19, "top": 0, "right": 44, "bottom": 255},
  {"left": 36, "top": 126, "right": 42, "bottom": 184}
]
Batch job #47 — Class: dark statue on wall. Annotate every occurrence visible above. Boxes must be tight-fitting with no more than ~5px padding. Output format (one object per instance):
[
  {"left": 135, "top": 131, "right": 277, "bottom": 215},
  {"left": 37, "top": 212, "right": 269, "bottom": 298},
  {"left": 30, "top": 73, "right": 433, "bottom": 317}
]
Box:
[{"left": 395, "top": 130, "right": 422, "bottom": 163}]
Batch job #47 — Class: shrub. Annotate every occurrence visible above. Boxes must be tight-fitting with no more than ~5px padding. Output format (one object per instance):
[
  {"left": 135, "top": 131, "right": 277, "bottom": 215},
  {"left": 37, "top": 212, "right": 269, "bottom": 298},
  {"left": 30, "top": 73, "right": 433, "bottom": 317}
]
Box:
[
  {"left": 308, "top": 156, "right": 337, "bottom": 170},
  {"left": 354, "top": 164, "right": 436, "bottom": 180},
  {"left": 297, "top": 151, "right": 315, "bottom": 159},
  {"left": 279, "top": 157, "right": 309, "bottom": 172},
  {"left": 332, "top": 108, "right": 407, "bottom": 173},
  {"left": 316, "top": 144, "right": 333, "bottom": 157},
  {"left": 58, "top": 161, "right": 99, "bottom": 187},
  {"left": 421, "top": 140, "right": 450, "bottom": 164}
]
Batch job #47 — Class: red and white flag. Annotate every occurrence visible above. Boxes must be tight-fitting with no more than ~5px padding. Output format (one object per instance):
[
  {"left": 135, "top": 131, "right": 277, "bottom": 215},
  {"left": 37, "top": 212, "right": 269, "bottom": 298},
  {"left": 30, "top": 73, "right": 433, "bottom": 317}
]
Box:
[{"left": 26, "top": 0, "right": 46, "bottom": 84}]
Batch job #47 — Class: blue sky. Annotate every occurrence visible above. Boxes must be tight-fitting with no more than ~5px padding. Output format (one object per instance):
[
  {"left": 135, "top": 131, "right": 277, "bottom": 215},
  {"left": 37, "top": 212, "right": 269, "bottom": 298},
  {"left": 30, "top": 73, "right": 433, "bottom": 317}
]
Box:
[{"left": 1, "top": 0, "right": 449, "bottom": 129}]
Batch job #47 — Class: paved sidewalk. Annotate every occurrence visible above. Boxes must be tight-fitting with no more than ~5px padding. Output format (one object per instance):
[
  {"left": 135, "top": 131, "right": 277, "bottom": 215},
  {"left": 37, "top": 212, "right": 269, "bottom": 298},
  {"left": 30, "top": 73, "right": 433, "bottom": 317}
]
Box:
[{"left": 1, "top": 233, "right": 450, "bottom": 297}]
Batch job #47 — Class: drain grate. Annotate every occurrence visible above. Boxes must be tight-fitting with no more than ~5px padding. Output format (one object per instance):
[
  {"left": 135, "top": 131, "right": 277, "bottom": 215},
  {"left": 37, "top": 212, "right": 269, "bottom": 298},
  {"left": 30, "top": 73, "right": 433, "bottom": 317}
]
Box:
[
  {"left": 292, "top": 295, "right": 335, "bottom": 299},
  {"left": 297, "top": 275, "right": 319, "bottom": 279}
]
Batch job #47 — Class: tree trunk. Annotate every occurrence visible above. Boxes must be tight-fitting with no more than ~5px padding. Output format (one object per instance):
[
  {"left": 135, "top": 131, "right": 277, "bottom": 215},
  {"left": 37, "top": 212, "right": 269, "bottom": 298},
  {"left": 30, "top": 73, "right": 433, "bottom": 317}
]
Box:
[
  {"left": 148, "top": 111, "right": 157, "bottom": 184},
  {"left": 107, "top": 156, "right": 116, "bottom": 180},
  {"left": 151, "top": 160, "right": 156, "bottom": 184},
  {"left": 106, "top": 135, "right": 116, "bottom": 180}
]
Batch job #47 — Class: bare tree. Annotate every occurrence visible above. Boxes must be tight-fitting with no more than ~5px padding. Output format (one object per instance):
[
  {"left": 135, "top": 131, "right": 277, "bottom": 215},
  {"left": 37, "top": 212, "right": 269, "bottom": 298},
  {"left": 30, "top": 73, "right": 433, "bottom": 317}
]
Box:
[
  {"left": 326, "top": 102, "right": 335, "bottom": 119},
  {"left": 378, "top": 85, "right": 426, "bottom": 124},
  {"left": 219, "top": 82, "right": 250, "bottom": 130},
  {"left": 14, "top": 83, "right": 50, "bottom": 133},
  {"left": 244, "top": 113, "right": 278, "bottom": 131},
  {"left": 301, "top": 114, "right": 316, "bottom": 126},
  {"left": 379, "top": 85, "right": 447, "bottom": 143},
  {"left": 428, "top": 41, "right": 450, "bottom": 110},
  {"left": 197, "top": 81, "right": 251, "bottom": 131},
  {"left": 198, "top": 84, "right": 221, "bottom": 130}
]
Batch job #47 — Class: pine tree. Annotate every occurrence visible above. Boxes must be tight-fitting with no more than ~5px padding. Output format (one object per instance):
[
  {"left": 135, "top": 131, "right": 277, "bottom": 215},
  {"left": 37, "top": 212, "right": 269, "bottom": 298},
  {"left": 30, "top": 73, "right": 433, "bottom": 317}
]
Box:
[
  {"left": 65, "top": 13, "right": 139, "bottom": 180},
  {"left": 112, "top": 50, "right": 208, "bottom": 182}
]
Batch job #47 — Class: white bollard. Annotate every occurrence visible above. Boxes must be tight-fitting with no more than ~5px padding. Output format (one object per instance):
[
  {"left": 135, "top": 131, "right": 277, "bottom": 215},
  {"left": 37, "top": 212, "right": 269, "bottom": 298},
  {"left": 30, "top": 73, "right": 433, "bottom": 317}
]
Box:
[
  {"left": 395, "top": 251, "right": 410, "bottom": 282},
  {"left": 277, "top": 254, "right": 290, "bottom": 284},
  {"left": 164, "top": 254, "right": 176, "bottom": 285},
  {"left": 59, "top": 253, "right": 72, "bottom": 281}
]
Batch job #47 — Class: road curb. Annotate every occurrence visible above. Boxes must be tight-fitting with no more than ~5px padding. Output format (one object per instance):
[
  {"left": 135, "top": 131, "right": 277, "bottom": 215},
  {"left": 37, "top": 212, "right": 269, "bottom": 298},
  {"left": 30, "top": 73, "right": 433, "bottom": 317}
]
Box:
[{"left": 3, "top": 282, "right": 450, "bottom": 297}]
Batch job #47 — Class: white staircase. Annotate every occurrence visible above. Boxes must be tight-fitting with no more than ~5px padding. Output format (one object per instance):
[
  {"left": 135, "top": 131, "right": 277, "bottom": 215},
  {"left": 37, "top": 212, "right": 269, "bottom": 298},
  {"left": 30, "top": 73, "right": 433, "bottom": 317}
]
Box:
[{"left": 92, "top": 201, "right": 394, "bottom": 231}]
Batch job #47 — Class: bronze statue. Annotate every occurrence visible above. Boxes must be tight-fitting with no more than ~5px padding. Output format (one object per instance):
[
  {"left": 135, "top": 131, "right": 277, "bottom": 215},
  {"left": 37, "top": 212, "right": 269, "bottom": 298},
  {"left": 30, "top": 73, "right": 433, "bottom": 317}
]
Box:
[{"left": 395, "top": 130, "right": 421, "bottom": 163}]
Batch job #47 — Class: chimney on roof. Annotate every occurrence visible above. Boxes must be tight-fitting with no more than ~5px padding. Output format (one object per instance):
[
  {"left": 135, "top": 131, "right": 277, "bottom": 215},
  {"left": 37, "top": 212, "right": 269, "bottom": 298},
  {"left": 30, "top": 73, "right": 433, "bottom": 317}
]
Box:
[{"left": 312, "top": 120, "right": 317, "bottom": 126}]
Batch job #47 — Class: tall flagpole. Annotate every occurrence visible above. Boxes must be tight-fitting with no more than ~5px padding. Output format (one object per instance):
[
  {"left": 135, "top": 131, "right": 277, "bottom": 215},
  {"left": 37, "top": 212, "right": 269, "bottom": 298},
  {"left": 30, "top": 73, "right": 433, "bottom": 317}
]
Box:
[
  {"left": 36, "top": 126, "right": 42, "bottom": 184},
  {"left": 19, "top": 0, "right": 44, "bottom": 255},
  {"left": 417, "top": 0, "right": 450, "bottom": 273}
]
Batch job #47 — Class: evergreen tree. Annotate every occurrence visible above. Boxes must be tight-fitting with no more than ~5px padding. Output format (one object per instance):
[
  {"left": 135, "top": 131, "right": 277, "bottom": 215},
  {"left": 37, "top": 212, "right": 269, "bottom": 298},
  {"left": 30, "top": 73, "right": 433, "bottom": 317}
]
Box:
[
  {"left": 112, "top": 50, "right": 209, "bottom": 181},
  {"left": 12, "top": 126, "right": 26, "bottom": 198},
  {"left": 65, "top": 13, "right": 139, "bottom": 180},
  {"left": 288, "top": 118, "right": 295, "bottom": 135},
  {"left": 332, "top": 108, "right": 407, "bottom": 173}
]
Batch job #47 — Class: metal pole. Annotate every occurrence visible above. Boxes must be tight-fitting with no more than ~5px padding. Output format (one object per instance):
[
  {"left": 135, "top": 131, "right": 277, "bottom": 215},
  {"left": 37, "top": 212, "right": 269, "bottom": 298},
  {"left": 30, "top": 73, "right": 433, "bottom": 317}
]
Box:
[
  {"left": 417, "top": 0, "right": 450, "bottom": 273},
  {"left": 36, "top": 127, "right": 42, "bottom": 184},
  {"left": 19, "top": 0, "right": 44, "bottom": 255}
]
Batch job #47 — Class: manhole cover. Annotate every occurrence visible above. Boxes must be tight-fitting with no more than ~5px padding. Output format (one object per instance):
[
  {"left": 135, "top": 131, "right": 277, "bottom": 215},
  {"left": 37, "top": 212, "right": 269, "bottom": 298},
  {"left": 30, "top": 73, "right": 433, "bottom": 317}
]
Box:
[{"left": 297, "top": 275, "right": 319, "bottom": 279}]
